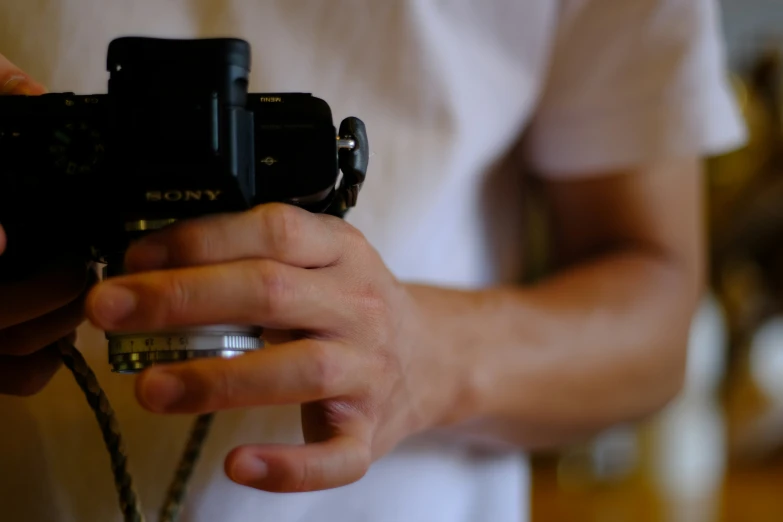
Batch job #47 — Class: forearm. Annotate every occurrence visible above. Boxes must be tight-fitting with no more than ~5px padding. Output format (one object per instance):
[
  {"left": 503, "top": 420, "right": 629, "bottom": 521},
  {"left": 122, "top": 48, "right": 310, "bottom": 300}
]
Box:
[{"left": 406, "top": 246, "right": 701, "bottom": 450}]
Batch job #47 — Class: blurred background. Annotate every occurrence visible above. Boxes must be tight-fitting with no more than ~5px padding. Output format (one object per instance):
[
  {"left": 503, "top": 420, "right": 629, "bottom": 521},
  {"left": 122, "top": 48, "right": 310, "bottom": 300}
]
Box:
[{"left": 531, "top": 1, "right": 783, "bottom": 521}]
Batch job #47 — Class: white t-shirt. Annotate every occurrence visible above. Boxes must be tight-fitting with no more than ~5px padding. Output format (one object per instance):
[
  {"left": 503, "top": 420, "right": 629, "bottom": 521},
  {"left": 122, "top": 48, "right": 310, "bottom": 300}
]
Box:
[{"left": 0, "top": 1, "right": 745, "bottom": 521}]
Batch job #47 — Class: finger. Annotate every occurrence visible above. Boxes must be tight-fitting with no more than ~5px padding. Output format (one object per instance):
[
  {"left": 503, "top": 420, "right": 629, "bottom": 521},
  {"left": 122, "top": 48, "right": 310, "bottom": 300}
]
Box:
[
  {"left": 124, "top": 203, "right": 358, "bottom": 272},
  {"left": 135, "top": 339, "right": 364, "bottom": 414},
  {"left": 0, "top": 344, "right": 63, "bottom": 396},
  {"left": 0, "top": 293, "right": 86, "bottom": 356},
  {"left": 86, "top": 259, "right": 348, "bottom": 332},
  {"left": 0, "top": 226, "right": 6, "bottom": 255},
  {"left": 225, "top": 433, "right": 372, "bottom": 493},
  {"left": 0, "top": 273, "right": 93, "bottom": 355},
  {"left": 0, "top": 258, "right": 90, "bottom": 330},
  {"left": 0, "top": 53, "right": 47, "bottom": 95}
]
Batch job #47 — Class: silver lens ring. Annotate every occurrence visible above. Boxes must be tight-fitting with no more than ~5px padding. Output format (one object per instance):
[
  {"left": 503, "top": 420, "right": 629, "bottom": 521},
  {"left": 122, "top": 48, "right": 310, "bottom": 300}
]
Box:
[{"left": 107, "top": 324, "right": 263, "bottom": 374}]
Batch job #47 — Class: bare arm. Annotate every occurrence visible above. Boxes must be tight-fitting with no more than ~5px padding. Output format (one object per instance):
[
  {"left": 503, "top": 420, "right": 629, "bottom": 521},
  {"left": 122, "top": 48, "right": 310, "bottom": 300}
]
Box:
[
  {"left": 411, "top": 157, "right": 704, "bottom": 450},
  {"left": 93, "top": 156, "right": 707, "bottom": 490}
]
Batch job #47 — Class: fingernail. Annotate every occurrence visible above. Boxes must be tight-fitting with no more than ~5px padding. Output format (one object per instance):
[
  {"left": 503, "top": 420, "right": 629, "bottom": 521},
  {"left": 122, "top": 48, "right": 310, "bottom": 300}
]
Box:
[
  {"left": 0, "top": 76, "right": 45, "bottom": 95},
  {"left": 126, "top": 241, "right": 168, "bottom": 272},
  {"left": 92, "top": 284, "right": 137, "bottom": 326},
  {"left": 231, "top": 456, "right": 269, "bottom": 483},
  {"left": 0, "top": 76, "right": 24, "bottom": 95},
  {"left": 141, "top": 371, "right": 185, "bottom": 411}
]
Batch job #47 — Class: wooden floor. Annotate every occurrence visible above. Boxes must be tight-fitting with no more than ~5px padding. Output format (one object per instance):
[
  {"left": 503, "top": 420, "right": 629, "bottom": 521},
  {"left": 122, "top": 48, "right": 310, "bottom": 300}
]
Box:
[{"left": 532, "top": 455, "right": 783, "bottom": 522}]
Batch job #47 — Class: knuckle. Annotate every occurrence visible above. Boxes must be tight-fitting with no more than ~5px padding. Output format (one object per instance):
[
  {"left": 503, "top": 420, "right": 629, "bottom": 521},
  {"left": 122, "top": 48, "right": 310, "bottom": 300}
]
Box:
[
  {"left": 184, "top": 363, "right": 236, "bottom": 410},
  {"left": 281, "top": 441, "right": 371, "bottom": 492},
  {"left": 355, "top": 289, "right": 397, "bottom": 361},
  {"left": 250, "top": 261, "right": 291, "bottom": 321},
  {"left": 305, "top": 342, "right": 344, "bottom": 396},
  {"left": 175, "top": 222, "right": 216, "bottom": 262},
  {"left": 208, "top": 365, "right": 237, "bottom": 407},
  {"left": 291, "top": 460, "right": 315, "bottom": 493},
  {"left": 258, "top": 203, "right": 303, "bottom": 255},
  {"left": 367, "top": 342, "right": 396, "bottom": 376},
  {"left": 356, "top": 287, "right": 393, "bottom": 329},
  {"left": 343, "top": 221, "right": 367, "bottom": 243},
  {"left": 157, "top": 275, "right": 192, "bottom": 323},
  {"left": 360, "top": 291, "right": 389, "bottom": 318},
  {"left": 339, "top": 222, "right": 369, "bottom": 256}
]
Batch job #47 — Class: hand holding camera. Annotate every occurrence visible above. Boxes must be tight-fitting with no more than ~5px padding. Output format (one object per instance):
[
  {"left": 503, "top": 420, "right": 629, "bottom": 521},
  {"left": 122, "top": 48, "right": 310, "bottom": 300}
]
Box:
[
  {"left": 0, "top": 37, "right": 369, "bottom": 376},
  {"left": 0, "top": 38, "right": 456, "bottom": 499},
  {"left": 0, "top": 53, "right": 93, "bottom": 396}
]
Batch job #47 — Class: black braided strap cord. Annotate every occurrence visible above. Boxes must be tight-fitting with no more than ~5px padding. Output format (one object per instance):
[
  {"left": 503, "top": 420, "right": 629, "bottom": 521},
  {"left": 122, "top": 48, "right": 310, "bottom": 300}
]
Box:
[
  {"left": 56, "top": 340, "right": 213, "bottom": 522},
  {"left": 159, "top": 413, "right": 214, "bottom": 522},
  {"left": 55, "top": 339, "right": 146, "bottom": 522}
]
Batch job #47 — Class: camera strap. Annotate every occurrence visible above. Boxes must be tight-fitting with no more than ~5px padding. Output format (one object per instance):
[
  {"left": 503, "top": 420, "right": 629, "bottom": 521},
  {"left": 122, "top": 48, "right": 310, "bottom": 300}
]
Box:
[{"left": 56, "top": 339, "right": 212, "bottom": 522}]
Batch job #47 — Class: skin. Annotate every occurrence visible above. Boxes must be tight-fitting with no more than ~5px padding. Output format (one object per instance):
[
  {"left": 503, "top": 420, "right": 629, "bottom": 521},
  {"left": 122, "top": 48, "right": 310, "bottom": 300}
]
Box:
[{"left": 0, "top": 55, "right": 703, "bottom": 494}]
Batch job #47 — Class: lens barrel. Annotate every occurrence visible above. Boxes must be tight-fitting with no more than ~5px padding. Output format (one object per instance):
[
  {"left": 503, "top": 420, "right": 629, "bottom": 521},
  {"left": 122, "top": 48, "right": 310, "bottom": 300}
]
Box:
[{"left": 107, "top": 324, "right": 263, "bottom": 374}]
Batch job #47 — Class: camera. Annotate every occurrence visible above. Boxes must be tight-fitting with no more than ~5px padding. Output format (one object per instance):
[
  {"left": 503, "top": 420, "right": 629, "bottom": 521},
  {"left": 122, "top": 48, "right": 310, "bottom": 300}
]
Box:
[{"left": 0, "top": 37, "right": 369, "bottom": 373}]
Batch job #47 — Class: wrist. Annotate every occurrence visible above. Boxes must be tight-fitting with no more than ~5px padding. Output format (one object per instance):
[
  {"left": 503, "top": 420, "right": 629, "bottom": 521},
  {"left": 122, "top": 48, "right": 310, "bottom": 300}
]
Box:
[{"left": 402, "top": 284, "right": 490, "bottom": 430}]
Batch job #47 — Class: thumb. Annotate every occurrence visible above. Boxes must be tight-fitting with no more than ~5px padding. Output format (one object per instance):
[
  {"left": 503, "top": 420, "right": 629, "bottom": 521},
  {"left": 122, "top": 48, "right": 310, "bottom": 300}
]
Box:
[{"left": 0, "top": 226, "right": 5, "bottom": 256}]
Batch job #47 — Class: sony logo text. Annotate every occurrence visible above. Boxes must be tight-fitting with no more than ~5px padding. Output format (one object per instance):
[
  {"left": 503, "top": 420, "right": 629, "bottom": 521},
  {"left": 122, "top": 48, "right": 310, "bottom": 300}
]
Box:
[{"left": 145, "top": 190, "right": 222, "bottom": 202}]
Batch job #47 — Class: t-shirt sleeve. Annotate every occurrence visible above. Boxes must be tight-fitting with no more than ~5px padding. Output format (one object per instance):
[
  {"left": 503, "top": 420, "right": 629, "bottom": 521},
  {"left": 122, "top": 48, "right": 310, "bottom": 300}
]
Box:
[{"left": 526, "top": 0, "right": 747, "bottom": 178}]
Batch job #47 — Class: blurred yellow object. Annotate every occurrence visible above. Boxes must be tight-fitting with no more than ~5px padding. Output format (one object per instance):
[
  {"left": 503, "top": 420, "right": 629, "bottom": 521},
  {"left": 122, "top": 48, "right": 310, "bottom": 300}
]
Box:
[
  {"left": 707, "top": 73, "right": 777, "bottom": 236},
  {"left": 709, "top": 75, "right": 767, "bottom": 184},
  {"left": 706, "top": 47, "right": 783, "bottom": 465}
]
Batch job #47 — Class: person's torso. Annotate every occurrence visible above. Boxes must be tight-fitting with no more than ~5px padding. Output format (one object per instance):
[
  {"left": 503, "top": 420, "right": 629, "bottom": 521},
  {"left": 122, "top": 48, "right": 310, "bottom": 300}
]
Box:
[{"left": 0, "top": 1, "right": 553, "bottom": 520}]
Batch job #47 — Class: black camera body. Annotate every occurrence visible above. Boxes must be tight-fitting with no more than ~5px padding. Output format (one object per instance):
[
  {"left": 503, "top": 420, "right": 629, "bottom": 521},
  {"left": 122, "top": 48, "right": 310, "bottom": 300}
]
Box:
[{"left": 0, "top": 37, "right": 369, "bottom": 280}]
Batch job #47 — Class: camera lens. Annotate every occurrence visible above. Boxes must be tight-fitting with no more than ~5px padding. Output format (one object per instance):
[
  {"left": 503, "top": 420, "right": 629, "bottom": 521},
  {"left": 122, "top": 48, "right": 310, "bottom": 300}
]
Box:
[{"left": 106, "top": 324, "right": 263, "bottom": 374}]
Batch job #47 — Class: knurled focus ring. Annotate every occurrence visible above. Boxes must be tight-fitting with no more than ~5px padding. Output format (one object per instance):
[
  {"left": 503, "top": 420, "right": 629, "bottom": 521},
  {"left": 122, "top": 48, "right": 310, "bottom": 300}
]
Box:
[{"left": 107, "top": 326, "right": 263, "bottom": 374}]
